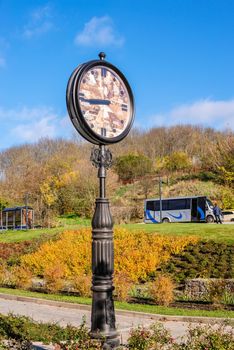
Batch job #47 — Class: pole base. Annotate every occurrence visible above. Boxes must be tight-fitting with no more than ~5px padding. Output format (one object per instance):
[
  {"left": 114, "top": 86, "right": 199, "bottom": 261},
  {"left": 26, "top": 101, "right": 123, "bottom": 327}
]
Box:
[{"left": 90, "top": 330, "right": 120, "bottom": 349}]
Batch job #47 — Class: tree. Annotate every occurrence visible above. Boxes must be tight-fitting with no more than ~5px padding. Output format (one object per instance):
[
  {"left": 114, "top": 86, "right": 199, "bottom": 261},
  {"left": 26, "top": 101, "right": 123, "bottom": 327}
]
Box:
[
  {"left": 0, "top": 197, "right": 8, "bottom": 210},
  {"left": 163, "top": 151, "right": 192, "bottom": 172},
  {"left": 114, "top": 154, "right": 153, "bottom": 183}
]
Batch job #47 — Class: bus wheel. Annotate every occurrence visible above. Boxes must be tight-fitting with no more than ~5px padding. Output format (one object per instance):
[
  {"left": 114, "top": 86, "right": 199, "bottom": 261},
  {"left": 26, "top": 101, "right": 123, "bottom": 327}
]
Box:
[
  {"left": 162, "top": 218, "right": 170, "bottom": 223},
  {"left": 206, "top": 215, "right": 214, "bottom": 223}
]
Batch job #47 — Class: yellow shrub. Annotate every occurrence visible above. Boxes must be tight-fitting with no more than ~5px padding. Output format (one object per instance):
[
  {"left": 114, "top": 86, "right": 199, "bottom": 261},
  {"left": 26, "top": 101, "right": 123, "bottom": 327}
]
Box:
[
  {"left": 21, "top": 228, "right": 198, "bottom": 285},
  {"left": 11, "top": 266, "right": 32, "bottom": 289},
  {"left": 114, "top": 229, "right": 198, "bottom": 282},
  {"left": 44, "top": 264, "right": 66, "bottom": 293},
  {"left": 114, "top": 272, "right": 133, "bottom": 301},
  {"left": 21, "top": 230, "right": 91, "bottom": 279},
  {"left": 0, "top": 261, "right": 8, "bottom": 286},
  {"left": 72, "top": 274, "right": 91, "bottom": 297},
  {"left": 149, "top": 274, "right": 175, "bottom": 306}
]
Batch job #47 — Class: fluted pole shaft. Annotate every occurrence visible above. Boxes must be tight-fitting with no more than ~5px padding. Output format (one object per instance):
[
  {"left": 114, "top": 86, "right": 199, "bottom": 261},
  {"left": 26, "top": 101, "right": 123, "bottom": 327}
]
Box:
[{"left": 90, "top": 145, "right": 119, "bottom": 349}]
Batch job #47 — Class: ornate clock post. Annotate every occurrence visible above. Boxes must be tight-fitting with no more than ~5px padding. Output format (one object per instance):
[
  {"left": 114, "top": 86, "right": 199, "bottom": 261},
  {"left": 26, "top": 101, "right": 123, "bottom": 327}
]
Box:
[
  {"left": 90, "top": 144, "right": 118, "bottom": 348},
  {"left": 66, "top": 52, "right": 134, "bottom": 348}
]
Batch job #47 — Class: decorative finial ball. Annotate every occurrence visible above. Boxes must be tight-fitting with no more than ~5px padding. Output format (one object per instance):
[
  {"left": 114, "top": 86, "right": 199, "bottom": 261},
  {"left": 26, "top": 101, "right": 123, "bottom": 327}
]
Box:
[{"left": 99, "top": 52, "right": 106, "bottom": 60}]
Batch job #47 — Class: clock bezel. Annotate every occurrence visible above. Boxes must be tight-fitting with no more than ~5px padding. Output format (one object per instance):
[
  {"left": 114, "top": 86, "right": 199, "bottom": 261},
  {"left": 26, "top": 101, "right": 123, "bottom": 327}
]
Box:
[
  {"left": 66, "top": 63, "right": 99, "bottom": 144},
  {"left": 68, "top": 59, "right": 134, "bottom": 145}
]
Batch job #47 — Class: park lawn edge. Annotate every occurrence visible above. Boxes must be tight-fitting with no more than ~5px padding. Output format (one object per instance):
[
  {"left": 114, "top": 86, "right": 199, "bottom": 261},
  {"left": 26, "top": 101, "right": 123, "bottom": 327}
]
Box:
[
  {"left": 0, "top": 287, "right": 233, "bottom": 319},
  {"left": 0, "top": 222, "right": 233, "bottom": 243}
]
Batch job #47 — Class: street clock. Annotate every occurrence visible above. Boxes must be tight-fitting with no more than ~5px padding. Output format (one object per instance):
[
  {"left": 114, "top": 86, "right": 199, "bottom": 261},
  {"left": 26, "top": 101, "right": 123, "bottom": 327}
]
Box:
[{"left": 66, "top": 52, "right": 134, "bottom": 145}]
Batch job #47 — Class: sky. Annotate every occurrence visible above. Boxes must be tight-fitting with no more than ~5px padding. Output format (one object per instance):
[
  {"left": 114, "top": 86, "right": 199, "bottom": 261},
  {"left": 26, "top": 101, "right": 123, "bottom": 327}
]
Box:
[{"left": 0, "top": 0, "right": 234, "bottom": 149}]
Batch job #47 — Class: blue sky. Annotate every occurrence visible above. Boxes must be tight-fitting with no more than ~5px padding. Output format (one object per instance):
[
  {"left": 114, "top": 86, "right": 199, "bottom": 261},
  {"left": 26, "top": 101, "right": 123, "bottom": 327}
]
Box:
[{"left": 0, "top": 0, "right": 234, "bottom": 149}]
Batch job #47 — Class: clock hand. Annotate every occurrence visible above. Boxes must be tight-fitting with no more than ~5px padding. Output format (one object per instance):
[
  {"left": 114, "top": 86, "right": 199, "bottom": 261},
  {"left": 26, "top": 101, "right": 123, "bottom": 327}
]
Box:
[{"left": 79, "top": 97, "right": 111, "bottom": 105}]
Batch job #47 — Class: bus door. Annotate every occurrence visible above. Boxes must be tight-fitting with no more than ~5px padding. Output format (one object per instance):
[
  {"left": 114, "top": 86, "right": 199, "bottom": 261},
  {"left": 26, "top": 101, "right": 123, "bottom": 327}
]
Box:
[
  {"left": 197, "top": 197, "right": 206, "bottom": 222},
  {"left": 191, "top": 197, "right": 206, "bottom": 222},
  {"left": 145, "top": 200, "right": 158, "bottom": 223},
  {"left": 191, "top": 198, "right": 198, "bottom": 221}
]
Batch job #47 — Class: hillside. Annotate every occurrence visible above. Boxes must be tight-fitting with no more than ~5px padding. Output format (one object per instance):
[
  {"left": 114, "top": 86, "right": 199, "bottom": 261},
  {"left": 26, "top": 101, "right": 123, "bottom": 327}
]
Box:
[
  {"left": 110, "top": 177, "right": 233, "bottom": 223},
  {"left": 0, "top": 125, "right": 233, "bottom": 225}
]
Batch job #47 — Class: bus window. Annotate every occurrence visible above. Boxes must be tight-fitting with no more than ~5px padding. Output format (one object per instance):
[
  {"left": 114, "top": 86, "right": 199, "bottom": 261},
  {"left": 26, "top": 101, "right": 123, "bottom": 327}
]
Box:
[
  {"left": 162, "top": 200, "right": 169, "bottom": 210},
  {"left": 168, "top": 199, "right": 190, "bottom": 210},
  {"left": 154, "top": 201, "right": 160, "bottom": 211},
  {"left": 191, "top": 198, "right": 198, "bottom": 220},
  {"left": 146, "top": 201, "right": 155, "bottom": 211},
  {"left": 185, "top": 199, "right": 191, "bottom": 209},
  {"left": 168, "top": 199, "right": 182, "bottom": 210}
]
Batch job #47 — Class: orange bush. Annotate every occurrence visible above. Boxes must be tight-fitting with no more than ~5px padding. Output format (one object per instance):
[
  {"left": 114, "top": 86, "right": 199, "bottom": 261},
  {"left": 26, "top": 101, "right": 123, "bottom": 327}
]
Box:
[
  {"left": 114, "top": 272, "right": 133, "bottom": 301},
  {"left": 72, "top": 274, "right": 91, "bottom": 297},
  {"left": 149, "top": 274, "right": 175, "bottom": 306},
  {"left": 44, "top": 264, "right": 66, "bottom": 293},
  {"left": 21, "top": 229, "right": 198, "bottom": 285},
  {"left": 11, "top": 266, "right": 32, "bottom": 289},
  {"left": 21, "top": 230, "right": 91, "bottom": 279},
  {"left": 0, "top": 261, "right": 7, "bottom": 286},
  {"left": 114, "top": 229, "right": 197, "bottom": 282}
]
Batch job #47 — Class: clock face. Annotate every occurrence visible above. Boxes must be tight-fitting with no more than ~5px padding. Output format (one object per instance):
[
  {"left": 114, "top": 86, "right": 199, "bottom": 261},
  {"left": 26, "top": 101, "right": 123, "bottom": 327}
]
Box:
[{"left": 78, "top": 66, "right": 131, "bottom": 139}]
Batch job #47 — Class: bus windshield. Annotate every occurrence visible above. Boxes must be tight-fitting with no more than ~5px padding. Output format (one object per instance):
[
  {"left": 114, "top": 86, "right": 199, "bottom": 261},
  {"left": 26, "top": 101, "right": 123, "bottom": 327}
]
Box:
[{"left": 206, "top": 198, "right": 214, "bottom": 209}]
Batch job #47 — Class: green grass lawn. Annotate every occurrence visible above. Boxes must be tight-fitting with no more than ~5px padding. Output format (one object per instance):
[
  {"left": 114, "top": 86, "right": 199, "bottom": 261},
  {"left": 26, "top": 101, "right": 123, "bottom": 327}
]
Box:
[
  {"left": 0, "top": 226, "right": 67, "bottom": 243},
  {"left": 0, "top": 221, "right": 233, "bottom": 243},
  {"left": 0, "top": 287, "right": 233, "bottom": 320},
  {"left": 123, "top": 223, "right": 234, "bottom": 244}
]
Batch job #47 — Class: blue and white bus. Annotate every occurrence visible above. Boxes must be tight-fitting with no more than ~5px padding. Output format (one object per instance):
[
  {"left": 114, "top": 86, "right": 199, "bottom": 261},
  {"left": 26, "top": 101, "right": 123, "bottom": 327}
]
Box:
[{"left": 144, "top": 196, "right": 215, "bottom": 223}]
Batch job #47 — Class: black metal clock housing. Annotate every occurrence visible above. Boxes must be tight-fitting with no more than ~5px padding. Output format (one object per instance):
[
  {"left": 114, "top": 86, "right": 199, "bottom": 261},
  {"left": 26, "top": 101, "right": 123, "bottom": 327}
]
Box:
[{"left": 66, "top": 52, "right": 134, "bottom": 145}]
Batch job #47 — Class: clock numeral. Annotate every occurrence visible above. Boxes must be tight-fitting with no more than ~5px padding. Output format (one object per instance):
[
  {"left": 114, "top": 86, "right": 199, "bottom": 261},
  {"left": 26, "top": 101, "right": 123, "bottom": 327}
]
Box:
[
  {"left": 101, "top": 68, "right": 107, "bottom": 77},
  {"left": 121, "top": 104, "right": 128, "bottom": 112},
  {"left": 101, "top": 128, "right": 107, "bottom": 136}
]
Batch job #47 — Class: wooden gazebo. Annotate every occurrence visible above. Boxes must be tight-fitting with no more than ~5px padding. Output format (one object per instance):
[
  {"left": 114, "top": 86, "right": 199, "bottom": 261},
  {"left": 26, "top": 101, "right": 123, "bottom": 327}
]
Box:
[{"left": 0, "top": 206, "right": 34, "bottom": 230}]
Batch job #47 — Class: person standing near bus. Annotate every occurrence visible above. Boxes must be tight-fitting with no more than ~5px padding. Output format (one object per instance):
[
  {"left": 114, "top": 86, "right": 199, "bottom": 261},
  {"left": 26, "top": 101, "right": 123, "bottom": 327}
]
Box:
[{"left": 213, "top": 202, "right": 223, "bottom": 224}]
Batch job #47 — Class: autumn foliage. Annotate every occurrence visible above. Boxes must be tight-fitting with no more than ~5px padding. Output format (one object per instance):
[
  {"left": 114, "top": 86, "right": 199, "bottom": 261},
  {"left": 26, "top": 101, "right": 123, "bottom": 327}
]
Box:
[
  {"left": 0, "top": 242, "right": 32, "bottom": 261},
  {"left": 149, "top": 274, "right": 175, "bottom": 306},
  {"left": 0, "top": 126, "right": 233, "bottom": 226},
  {"left": 21, "top": 228, "right": 198, "bottom": 287}
]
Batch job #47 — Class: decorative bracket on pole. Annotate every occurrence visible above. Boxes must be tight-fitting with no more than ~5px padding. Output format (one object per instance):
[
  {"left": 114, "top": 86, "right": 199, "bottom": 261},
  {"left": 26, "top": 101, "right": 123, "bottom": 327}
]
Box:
[{"left": 90, "top": 146, "right": 113, "bottom": 169}]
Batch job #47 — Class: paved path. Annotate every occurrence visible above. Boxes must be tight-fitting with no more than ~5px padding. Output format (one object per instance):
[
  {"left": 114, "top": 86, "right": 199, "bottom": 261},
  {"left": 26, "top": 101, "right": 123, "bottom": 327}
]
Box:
[
  {"left": 0, "top": 298, "right": 192, "bottom": 343},
  {"left": 0, "top": 296, "right": 232, "bottom": 348}
]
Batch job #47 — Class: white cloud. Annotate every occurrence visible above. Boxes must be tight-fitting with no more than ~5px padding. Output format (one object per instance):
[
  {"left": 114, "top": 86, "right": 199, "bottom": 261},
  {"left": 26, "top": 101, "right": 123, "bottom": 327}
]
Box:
[
  {"left": 31, "top": 4, "right": 51, "bottom": 21},
  {"left": 0, "top": 106, "right": 73, "bottom": 145},
  {"left": 148, "top": 99, "right": 234, "bottom": 130},
  {"left": 8, "top": 107, "right": 58, "bottom": 142},
  {"left": 23, "top": 22, "right": 53, "bottom": 39},
  {"left": 75, "top": 16, "right": 124, "bottom": 47},
  {"left": 11, "top": 116, "right": 56, "bottom": 142},
  {"left": 0, "top": 106, "right": 54, "bottom": 122},
  {"left": 23, "top": 4, "right": 54, "bottom": 39}
]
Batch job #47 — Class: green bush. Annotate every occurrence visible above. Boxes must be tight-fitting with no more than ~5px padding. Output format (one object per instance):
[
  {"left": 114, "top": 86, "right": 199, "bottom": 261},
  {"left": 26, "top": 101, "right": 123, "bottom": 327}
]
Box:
[
  {"left": 0, "top": 314, "right": 233, "bottom": 349},
  {"left": 0, "top": 314, "right": 102, "bottom": 349},
  {"left": 127, "top": 323, "right": 174, "bottom": 349},
  {"left": 162, "top": 151, "right": 192, "bottom": 173},
  {"left": 219, "top": 187, "right": 234, "bottom": 209},
  {"left": 197, "top": 171, "right": 217, "bottom": 182},
  {"left": 0, "top": 340, "right": 33, "bottom": 349},
  {"left": 162, "top": 241, "right": 234, "bottom": 284},
  {"left": 125, "top": 323, "right": 234, "bottom": 349},
  {"left": 115, "top": 154, "right": 153, "bottom": 182},
  {"left": 180, "top": 324, "right": 234, "bottom": 350}
]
